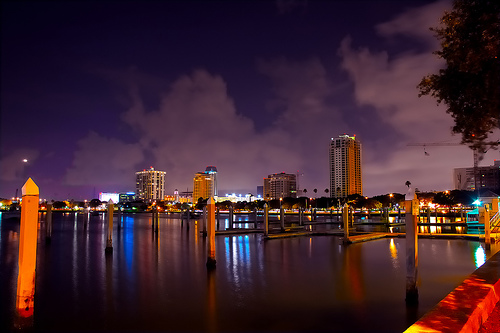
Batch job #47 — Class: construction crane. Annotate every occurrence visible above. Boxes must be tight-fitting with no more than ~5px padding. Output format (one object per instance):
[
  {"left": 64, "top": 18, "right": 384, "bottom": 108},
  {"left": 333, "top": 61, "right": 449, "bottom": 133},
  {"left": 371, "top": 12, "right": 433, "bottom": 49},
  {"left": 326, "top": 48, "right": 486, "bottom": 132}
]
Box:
[{"left": 407, "top": 141, "right": 499, "bottom": 192}]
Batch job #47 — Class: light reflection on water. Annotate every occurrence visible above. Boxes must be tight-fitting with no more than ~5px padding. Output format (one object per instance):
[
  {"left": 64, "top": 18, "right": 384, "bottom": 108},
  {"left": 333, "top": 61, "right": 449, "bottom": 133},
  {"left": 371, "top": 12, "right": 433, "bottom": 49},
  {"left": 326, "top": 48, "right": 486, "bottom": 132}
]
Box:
[{"left": 0, "top": 212, "right": 499, "bottom": 332}]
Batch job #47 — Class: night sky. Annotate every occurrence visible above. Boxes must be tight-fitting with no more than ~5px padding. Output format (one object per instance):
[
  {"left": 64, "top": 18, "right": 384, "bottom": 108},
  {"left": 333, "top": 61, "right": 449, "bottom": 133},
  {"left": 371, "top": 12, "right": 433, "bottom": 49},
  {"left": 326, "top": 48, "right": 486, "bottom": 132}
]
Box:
[{"left": 2, "top": 0, "right": 497, "bottom": 201}]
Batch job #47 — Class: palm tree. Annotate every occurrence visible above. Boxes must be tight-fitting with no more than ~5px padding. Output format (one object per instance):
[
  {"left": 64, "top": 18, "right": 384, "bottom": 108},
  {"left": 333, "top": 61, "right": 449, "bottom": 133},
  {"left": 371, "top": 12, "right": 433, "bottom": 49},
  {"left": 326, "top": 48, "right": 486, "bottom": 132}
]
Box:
[
  {"left": 313, "top": 188, "right": 318, "bottom": 197},
  {"left": 303, "top": 189, "right": 308, "bottom": 195},
  {"left": 405, "top": 181, "right": 411, "bottom": 188}
]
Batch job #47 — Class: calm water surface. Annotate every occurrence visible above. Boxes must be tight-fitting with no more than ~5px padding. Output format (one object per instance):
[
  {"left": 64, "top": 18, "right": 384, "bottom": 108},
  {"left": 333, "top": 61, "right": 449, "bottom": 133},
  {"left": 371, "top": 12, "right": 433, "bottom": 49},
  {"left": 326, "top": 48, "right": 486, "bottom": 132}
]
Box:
[{"left": 1, "top": 212, "right": 498, "bottom": 332}]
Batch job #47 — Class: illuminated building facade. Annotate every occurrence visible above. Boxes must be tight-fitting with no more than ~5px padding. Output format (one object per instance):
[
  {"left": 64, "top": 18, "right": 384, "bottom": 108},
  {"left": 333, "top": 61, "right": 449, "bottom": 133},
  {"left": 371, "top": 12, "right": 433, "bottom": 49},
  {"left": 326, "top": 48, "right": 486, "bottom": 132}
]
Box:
[
  {"left": 263, "top": 172, "right": 297, "bottom": 200},
  {"left": 454, "top": 160, "right": 500, "bottom": 191},
  {"left": 329, "top": 135, "right": 362, "bottom": 198},
  {"left": 136, "top": 167, "right": 166, "bottom": 202},
  {"left": 193, "top": 166, "right": 217, "bottom": 202}
]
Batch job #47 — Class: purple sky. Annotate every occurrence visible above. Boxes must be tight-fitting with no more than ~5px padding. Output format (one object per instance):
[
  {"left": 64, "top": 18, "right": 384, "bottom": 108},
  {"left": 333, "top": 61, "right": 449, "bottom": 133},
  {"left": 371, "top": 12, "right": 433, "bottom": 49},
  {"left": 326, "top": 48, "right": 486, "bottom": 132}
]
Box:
[{"left": 2, "top": 0, "right": 498, "bottom": 201}]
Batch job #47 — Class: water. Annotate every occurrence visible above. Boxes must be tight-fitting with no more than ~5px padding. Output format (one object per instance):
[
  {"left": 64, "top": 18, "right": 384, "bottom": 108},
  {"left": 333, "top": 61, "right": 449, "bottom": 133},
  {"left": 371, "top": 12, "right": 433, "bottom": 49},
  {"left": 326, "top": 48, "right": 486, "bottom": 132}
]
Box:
[{"left": 1, "top": 212, "right": 498, "bottom": 332}]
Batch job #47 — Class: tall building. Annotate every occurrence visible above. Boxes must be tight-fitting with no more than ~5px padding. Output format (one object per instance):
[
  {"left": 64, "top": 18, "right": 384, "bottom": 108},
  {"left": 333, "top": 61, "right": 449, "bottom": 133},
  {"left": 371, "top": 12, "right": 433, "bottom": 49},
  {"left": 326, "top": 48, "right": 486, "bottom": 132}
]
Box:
[
  {"left": 193, "top": 166, "right": 217, "bottom": 202},
  {"left": 263, "top": 172, "right": 297, "bottom": 200},
  {"left": 136, "top": 167, "right": 166, "bottom": 202},
  {"left": 454, "top": 160, "right": 500, "bottom": 191},
  {"left": 329, "top": 135, "right": 362, "bottom": 198}
]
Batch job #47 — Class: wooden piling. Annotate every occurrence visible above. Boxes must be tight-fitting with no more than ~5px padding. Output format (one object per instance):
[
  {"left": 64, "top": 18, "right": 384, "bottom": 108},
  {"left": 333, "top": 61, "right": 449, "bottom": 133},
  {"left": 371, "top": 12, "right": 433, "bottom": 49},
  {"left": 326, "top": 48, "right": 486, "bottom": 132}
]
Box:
[
  {"left": 405, "top": 194, "right": 419, "bottom": 304},
  {"left": 480, "top": 205, "right": 491, "bottom": 250},
  {"left": 299, "top": 207, "right": 303, "bottom": 226},
  {"left": 254, "top": 208, "right": 258, "bottom": 229},
  {"left": 45, "top": 203, "right": 52, "bottom": 244},
  {"left": 264, "top": 203, "right": 269, "bottom": 236},
  {"left": 229, "top": 206, "right": 234, "bottom": 227},
  {"left": 206, "top": 197, "right": 216, "bottom": 268},
  {"left": 280, "top": 206, "right": 285, "bottom": 232},
  {"left": 15, "top": 178, "right": 39, "bottom": 328},
  {"left": 203, "top": 206, "right": 207, "bottom": 236},
  {"left": 105, "top": 200, "right": 113, "bottom": 253},
  {"left": 343, "top": 204, "right": 349, "bottom": 242},
  {"left": 216, "top": 208, "right": 220, "bottom": 230}
]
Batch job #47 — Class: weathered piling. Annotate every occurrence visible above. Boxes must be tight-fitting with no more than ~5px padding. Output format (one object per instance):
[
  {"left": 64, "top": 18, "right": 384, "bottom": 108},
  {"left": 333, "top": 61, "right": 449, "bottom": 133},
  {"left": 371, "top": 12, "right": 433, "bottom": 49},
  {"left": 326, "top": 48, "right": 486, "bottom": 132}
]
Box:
[
  {"left": 254, "top": 208, "right": 258, "bottom": 229},
  {"left": 151, "top": 208, "right": 156, "bottom": 232},
  {"left": 229, "top": 206, "right": 234, "bottom": 227},
  {"left": 405, "top": 194, "right": 419, "bottom": 304},
  {"left": 343, "top": 204, "right": 349, "bottom": 242},
  {"left": 264, "top": 203, "right": 269, "bottom": 236},
  {"left": 216, "top": 208, "right": 220, "bottom": 230},
  {"left": 299, "top": 207, "right": 303, "bottom": 226},
  {"left": 280, "top": 206, "right": 285, "bottom": 232},
  {"left": 45, "top": 203, "right": 52, "bottom": 243},
  {"left": 206, "top": 197, "right": 216, "bottom": 269},
  {"left": 202, "top": 206, "right": 207, "bottom": 236},
  {"left": 15, "top": 178, "right": 39, "bottom": 328},
  {"left": 480, "top": 205, "right": 491, "bottom": 250},
  {"left": 105, "top": 200, "right": 113, "bottom": 253}
]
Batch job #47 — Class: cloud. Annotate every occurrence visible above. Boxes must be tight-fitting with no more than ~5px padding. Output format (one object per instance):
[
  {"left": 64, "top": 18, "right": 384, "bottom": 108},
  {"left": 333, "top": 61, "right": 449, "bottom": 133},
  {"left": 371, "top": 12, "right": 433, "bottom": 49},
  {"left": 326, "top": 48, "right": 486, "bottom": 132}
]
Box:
[
  {"left": 337, "top": 0, "right": 480, "bottom": 195},
  {"left": 0, "top": 149, "right": 39, "bottom": 182},
  {"left": 118, "top": 69, "right": 304, "bottom": 193},
  {"left": 375, "top": 0, "right": 451, "bottom": 44},
  {"left": 275, "top": 0, "right": 307, "bottom": 15},
  {"left": 64, "top": 131, "right": 144, "bottom": 188}
]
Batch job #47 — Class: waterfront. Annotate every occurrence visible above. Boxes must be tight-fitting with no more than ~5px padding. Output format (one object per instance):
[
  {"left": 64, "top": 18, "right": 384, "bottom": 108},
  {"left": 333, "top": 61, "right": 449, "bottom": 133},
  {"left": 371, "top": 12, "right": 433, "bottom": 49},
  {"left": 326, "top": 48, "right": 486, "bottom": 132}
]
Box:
[{"left": 1, "top": 212, "right": 498, "bottom": 332}]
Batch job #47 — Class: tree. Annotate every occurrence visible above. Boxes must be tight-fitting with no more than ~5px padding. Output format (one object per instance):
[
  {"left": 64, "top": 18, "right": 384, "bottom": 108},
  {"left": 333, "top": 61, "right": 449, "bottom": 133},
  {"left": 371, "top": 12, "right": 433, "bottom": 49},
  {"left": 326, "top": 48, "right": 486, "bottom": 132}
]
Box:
[
  {"left": 418, "top": 0, "right": 500, "bottom": 151},
  {"left": 89, "top": 199, "right": 101, "bottom": 209}
]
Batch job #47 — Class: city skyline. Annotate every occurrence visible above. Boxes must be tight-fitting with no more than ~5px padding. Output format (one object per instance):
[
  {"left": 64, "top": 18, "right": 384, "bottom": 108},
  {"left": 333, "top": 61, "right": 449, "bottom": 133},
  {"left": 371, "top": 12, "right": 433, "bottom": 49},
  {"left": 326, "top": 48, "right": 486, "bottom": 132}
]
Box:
[{"left": 2, "top": 0, "right": 500, "bottom": 201}]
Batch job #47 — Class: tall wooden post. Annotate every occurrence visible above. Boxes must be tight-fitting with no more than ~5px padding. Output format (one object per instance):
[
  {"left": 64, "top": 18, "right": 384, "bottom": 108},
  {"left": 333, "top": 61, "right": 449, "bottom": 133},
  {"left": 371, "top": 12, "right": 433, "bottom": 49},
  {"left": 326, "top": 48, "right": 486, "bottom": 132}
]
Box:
[
  {"left": 15, "top": 178, "right": 39, "bottom": 328},
  {"left": 202, "top": 206, "right": 207, "bottom": 236},
  {"left": 216, "top": 208, "right": 220, "bottom": 230},
  {"left": 264, "top": 203, "right": 269, "bottom": 236},
  {"left": 280, "top": 204, "right": 285, "bottom": 232},
  {"left": 405, "top": 194, "right": 419, "bottom": 304},
  {"left": 480, "top": 205, "right": 491, "bottom": 250},
  {"left": 206, "top": 197, "right": 216, "bottom": 269},
  {"left": 299, "top": 207, "right": 303, "bottom": 226},
  {"left": 254, "top": 207, "right": 258, "bottom": 229},
  {"left": 45, "top": 203, "right": 52, "bottom": 243},
  {"left": 343, "top": 204, "right": 349, "bottom": 242},
  {"left": 155, "top": 209, "right": 159, "bottom": 233},
  {"left": 105, "top": 200, "right": 113, "bottom": 253},
  {"left": 229, "top": 206, "right": 234, "bottom": 229}
]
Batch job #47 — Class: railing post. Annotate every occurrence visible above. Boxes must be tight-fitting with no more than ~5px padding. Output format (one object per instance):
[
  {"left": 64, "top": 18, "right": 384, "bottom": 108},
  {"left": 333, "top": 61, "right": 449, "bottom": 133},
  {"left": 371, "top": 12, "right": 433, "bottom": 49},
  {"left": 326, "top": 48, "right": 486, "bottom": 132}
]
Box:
[
  {"left": 405, "top": 194, "right": 419, "bottom": 304},
  {"left": 15, "top": 178, "right": 39, "bottom": 328}
]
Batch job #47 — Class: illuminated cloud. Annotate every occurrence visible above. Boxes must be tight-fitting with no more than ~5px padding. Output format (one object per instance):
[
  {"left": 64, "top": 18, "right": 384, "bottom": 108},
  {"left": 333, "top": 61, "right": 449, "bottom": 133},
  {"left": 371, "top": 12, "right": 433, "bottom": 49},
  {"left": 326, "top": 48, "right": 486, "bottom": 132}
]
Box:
[
  {"left": 64, "top": 131, "right": 144, "bottom": 189},
  {"left": 0, "top": 149, "right": 39, "bottom": 182},
  {"left": 337, "top": 0, "right": 489, "bottom": 194}
]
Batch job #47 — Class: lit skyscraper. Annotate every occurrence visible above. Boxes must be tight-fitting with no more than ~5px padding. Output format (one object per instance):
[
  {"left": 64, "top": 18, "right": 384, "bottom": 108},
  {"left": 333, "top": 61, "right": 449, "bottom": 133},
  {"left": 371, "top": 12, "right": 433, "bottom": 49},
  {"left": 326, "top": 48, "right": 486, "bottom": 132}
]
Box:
[
  {"left": 329, "top": 135, "right": 362, "bottom": 198},
  {"left": 136, "top": 167, "right": 166, "bottom": 201},
  {"left": 193, "top": 166, "right": 217, "bottom": 202},
  {"left": 263, "top": 172, "right": 297, "bottom": 200}
]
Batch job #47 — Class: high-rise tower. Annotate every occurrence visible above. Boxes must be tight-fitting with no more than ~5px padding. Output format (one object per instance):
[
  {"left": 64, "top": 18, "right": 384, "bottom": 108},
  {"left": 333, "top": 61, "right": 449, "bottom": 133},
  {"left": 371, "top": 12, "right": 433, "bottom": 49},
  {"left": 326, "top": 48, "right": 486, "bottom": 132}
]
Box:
[
  {"left": 263, "top": 172, "right": 297, "bottom": 200},
  {"left": 329, "top": 135, "right": 362, "bottom": 198},
  {"left": 193, "top": 166, "right": 217, "bottom": 202},
  {"left": 136, "top": 167, "right": 166, "bottom": 202}
]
